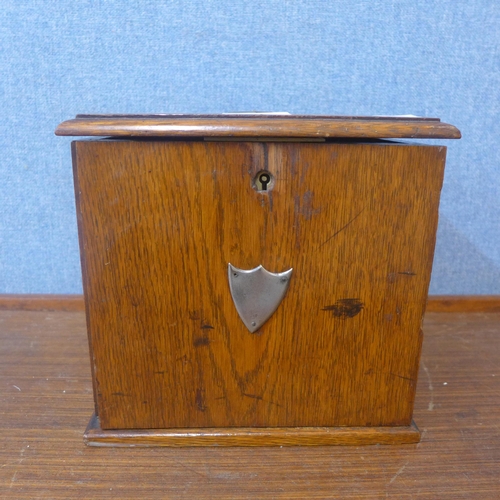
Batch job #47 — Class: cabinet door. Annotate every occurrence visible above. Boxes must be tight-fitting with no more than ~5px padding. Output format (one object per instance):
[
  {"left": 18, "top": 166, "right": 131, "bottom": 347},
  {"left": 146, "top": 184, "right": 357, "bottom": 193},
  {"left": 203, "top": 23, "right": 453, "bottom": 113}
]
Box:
[{"left": 73, "top": 140, "right": 445, "bottom": 429}]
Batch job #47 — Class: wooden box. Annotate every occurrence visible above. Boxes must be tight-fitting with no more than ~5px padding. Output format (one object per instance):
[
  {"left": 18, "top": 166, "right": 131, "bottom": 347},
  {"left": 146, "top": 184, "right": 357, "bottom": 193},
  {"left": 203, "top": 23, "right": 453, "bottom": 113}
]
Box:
[{"left": 56, "top": 114, "right": 460, "bottom": 446}]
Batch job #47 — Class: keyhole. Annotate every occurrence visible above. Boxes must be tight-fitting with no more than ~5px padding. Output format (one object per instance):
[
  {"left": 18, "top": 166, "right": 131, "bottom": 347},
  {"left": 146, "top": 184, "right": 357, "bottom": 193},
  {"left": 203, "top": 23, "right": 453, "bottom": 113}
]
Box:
[
  {"left": 253, "top": 170, "right": 274, "bottom": 192},
  {"left": 259, "top": 173, "right": 270, "bottom": 190}
]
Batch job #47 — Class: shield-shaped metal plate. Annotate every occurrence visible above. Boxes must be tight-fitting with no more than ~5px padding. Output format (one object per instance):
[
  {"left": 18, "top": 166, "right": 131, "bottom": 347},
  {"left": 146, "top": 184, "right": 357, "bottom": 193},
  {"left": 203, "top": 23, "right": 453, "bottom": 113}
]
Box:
[{"left": 228, "top": 263, "right": 293, "bottom": 333}]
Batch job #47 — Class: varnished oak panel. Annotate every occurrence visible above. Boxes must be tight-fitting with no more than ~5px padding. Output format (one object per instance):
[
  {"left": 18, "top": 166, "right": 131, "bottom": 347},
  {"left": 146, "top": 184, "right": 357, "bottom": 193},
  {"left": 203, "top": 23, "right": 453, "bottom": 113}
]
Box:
[
  {"left": 56, "top": 115, "right": 461, "bottom": 138},
  {"left": 73, "top": 140, "right": 446, "bottom": 430},
  {"left": 0, "top": 310, "right": 498, "bottom": 498}
]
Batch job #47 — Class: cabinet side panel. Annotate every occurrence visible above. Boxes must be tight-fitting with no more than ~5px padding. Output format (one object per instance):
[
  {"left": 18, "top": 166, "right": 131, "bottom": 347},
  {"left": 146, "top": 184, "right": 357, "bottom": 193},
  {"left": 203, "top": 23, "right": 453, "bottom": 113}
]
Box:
[{"left": 72, "top": 141, "right": 99, "bottom": 416}]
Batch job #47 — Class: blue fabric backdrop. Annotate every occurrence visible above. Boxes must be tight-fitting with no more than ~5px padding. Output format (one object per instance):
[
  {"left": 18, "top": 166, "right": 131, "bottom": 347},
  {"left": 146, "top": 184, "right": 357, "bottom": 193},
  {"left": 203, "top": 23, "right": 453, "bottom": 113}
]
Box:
[{"left": 1, "top": 1, "right": 499, "bottom": 294}]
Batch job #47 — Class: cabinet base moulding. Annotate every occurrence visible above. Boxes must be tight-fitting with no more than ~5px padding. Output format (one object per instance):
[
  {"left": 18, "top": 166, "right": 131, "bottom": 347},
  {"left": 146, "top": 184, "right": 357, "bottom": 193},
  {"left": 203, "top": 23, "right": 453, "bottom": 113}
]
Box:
[{"left": 84, "top": 414, "right": 421, "bottom": 447}]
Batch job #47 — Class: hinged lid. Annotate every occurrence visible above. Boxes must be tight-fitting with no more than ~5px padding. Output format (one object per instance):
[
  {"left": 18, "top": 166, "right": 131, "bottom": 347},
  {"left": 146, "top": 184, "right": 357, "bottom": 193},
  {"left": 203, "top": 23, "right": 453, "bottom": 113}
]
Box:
[{"left": 55, "top": 113, "right": 461, "bottom": 139}]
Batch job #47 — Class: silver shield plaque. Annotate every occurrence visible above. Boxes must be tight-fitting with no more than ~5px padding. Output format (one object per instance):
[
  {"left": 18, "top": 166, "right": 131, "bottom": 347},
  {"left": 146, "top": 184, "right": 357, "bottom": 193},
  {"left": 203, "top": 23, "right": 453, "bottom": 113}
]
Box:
[{"left": 228, "top": 263, "right": 293, "bottom": 333}]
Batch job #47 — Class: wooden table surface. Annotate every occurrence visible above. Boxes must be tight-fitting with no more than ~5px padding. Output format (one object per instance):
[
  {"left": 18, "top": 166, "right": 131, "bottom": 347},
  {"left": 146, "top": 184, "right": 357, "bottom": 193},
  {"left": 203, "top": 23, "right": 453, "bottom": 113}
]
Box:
[{"left": 0, "top": 310, "right": 499, "bottom": 499}]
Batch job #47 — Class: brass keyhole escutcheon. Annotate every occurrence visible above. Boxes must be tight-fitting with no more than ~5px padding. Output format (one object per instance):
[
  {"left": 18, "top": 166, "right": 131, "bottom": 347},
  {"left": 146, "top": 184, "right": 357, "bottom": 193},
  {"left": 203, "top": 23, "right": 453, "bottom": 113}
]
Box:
[{"left": 253, "top": 170, "right": 274, "bottom": 192}]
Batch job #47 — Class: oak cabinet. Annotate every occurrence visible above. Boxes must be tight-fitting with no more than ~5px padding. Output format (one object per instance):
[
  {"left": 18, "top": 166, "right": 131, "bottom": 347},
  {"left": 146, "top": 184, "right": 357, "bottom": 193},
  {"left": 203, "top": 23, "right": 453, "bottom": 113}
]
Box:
[{"left": 56, "top": 114, "right": 460, "bottom": 446}]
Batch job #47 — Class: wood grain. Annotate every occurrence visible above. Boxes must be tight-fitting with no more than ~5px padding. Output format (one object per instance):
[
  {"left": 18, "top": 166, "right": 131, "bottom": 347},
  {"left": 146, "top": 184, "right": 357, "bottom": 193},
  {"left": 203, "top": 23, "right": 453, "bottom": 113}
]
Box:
[
  {"left": 55, "top": 115, "right": 461, "bottom": 138},
  {"left": 72, "top": 140, "right": 446, "bottom": 431},
  {"left": 426, "top": 295, "right": 500, "bottom": 312},
  {"left": 0, "top": 294, "right": 85, "bottom": 311},
  {"left": 84, "top": 414, "right": 420, "bottom": 446},
  {"left": 0, "top": 310, "right": 498, "bottom": 498},
  {"left": 3, "top": 294, "right": 499, "bottom": 312}
]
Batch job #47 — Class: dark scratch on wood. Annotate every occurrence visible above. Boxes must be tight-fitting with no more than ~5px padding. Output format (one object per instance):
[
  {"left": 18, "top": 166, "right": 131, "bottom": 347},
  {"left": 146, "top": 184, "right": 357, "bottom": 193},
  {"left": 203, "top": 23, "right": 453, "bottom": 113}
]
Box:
[
  {"left": 188, "top": 310, "right": 201, "bottom": 320},
  {"left": 243, "top": 393, "right": 282, "bottom": 407},
  {"left": 195, "top": 389, "right": 206, "bottom": 411},
  {"left": 193, "top": 336, "right": 210, "bottom": 347},
  {"left": 389, "top": 372, "right": 416, "bottom": 382},
  {"left": 176, "top": 354, "right": 191, "bottom": 365},
  {"left": 320, "top": 207, "right": 365, "bottom": 247},
  {"left": 243, "top": 393, "right": 263, "bottom": 401}
]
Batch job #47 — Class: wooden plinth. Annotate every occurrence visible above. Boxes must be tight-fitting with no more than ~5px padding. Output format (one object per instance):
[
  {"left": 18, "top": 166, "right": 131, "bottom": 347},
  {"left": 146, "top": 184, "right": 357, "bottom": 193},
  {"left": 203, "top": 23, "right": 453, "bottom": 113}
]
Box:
[{"left": 84, "top": 414, "right": 420, "bottom": 447}]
